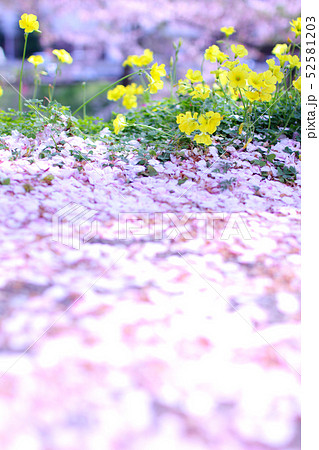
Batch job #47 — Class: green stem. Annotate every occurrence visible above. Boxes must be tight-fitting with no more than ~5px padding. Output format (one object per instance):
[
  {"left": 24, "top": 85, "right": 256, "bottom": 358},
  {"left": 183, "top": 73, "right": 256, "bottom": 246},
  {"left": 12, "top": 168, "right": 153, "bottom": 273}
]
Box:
[
  {"left": 33, "top": 77, "right": 39, "bottom": 100},
  {"left": 82, "top": 82, "right": 87, "bottom": 119},
  {"left": 73, "top": 70, "right": 142, "bottom": 115},
  {"left": 19, "top": 33, "right": 29, "bottom": 112},
  {"left": 134, "top": 123, "right": 174, "bottom": 138},
  {"left": 271, "top": 107, "right": 295, "bottom": 144},
  {"left": 50, "top": 62, "right": 61, "bottom": 101}
]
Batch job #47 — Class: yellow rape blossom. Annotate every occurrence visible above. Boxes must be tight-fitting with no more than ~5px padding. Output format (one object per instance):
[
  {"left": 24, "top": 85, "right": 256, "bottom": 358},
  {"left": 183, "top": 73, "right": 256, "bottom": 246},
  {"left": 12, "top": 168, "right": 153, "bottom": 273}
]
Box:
[
  {"left": 220, "top": 26, "right": 236, "bottom": 37},
  {"left": 185, "top": 69, "right": 203, "bottom": 83},
  {"left": 176, "top": 111, "right": 199, "bottom": 135},
  {"left": 0, "top": 86, "right": 3, "bottom": 96},
  {"left": 290, "top": 17, "right": 301, "bottom": 38},
  {"left": 293, "top": 76, "right": 301, "bottom": 92},
  {"left": 113, "top": 114, "right": 127, "bottom": 134},
  {"left": 19, "top": 13, "right": 40, "bottom": 34},
  {"left": 27, "top": 55, "right": 44, "bottom": 68},
  {"left": 231, "top": 44, "right": 248, "bottom": 58},
  {"left": 52, "top": 49, "right": 73, "bottom": 64}
]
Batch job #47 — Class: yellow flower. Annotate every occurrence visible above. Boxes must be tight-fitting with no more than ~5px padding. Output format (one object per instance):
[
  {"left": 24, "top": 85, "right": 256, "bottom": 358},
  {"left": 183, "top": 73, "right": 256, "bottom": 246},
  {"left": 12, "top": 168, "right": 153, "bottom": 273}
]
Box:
[
  {"left": 185, "top": 69, "right": 203, "bottom": 83},
  {"left": 259, "top": 90, "right": 272, "bottom": 102},
  {"left": 290, "top": 17, "right": 301, "bottom": 38},
  {"left": 123, "top": 49, "right": 153, "bottom": 67},
  {"left": 227, "top": 65, "right": 249, "bottom": 88},
  {"left": 135, "top": 85, "right": 144, "bottom": 95},
  {"left": 277, "top": 54, "right": 289, "bottom": 67},
  {"left": 217, "top": 52, "right": 229, "bottom": 63},
  {"left": 19, "top": 13, "right": 40, "bottom": 34},
  {"left": 287, "top": 54, "right": 301, "bottom": 69},
  {"left": 113, "top": 114, "right": 127, "bottom": 134},
  {"left": 229, "top": 86, "right": 239, "bottom": 101},
  {"left": 231, "top": 44, "right": 248, "bottom": 58},
  {"left": 107, "top": 85, "right": 126, "bottom": 101},
  {"left": 177, "top": 79, "right": 192, "bottom": 95},
  {"left": 122, "top": 94, "right": 137, "bottom": 109},
  {"left": 52, "top": 49, "right": 73, "bottom": 64},
  {"left": 176, "top": 111, "right": 199, "bottom": 135},
  {"left": 215, "top": 69, "right": 229, "bottom": 86},
  {"left": 262, "top": 70, "right": 277, "bottom": 89},
  {"left": 272, "top": 44, "right": 288, "bottom": 56},
  {"left": 222, "top": 60, "right": 239, "bottom": 70},
  {"left": 190, "top": 84, "right": 211, "bottom": 100},
  {"left": 150, "top": 63, "right": 166, "bottom": 80},
  {"left": 27, "top": 55, "right": 44, "bottom": 68},
  {"left": 248, "top": 71, "right": 263, "bottom": 89},
  {"left": 220, "top": 26, "right": 236, "bottom": 37},
  {"left": 125, "top": 83, "right": 139, "bottom": 95},
  {"left": 0, "top": 86, "right": 3, "bottom": 97},
  {"left": 193, "top": 133, "right": 212, "bottom": 146},
  {"left": 245, "top": 90, "right": 259, "bottom": 103},
  {"left": 204, "top": 45, "right": 221, "bottom": 63},
  {"left": 198, "top": 111, "right": 222, "bottom": 134},
  {"left": 266, "top": 60, "right": 284, "bottom": 83},
  {"left": 147, "top": 76, "right": 164, "bottom": 94},
  {"left": 293, "top": 76, "right": 301, "bottom": 92}
]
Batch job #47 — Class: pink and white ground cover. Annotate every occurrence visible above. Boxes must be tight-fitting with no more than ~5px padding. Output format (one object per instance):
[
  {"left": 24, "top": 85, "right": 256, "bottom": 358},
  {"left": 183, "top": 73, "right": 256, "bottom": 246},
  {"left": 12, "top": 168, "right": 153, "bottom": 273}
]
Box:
[{"left": 0, "top": 127, "right": 300, "bottom": 449}]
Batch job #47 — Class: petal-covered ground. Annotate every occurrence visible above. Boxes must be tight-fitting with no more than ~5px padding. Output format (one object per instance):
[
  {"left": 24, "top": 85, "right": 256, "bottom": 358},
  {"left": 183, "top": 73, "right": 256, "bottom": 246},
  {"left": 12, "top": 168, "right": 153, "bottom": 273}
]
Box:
[{"left": 0, "top": 127, "right": 300, "bottom": 449}]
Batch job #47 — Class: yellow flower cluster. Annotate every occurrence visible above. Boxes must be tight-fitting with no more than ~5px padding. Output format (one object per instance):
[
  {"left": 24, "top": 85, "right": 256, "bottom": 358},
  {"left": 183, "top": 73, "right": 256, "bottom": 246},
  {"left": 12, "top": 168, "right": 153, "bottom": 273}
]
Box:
[
  {"left": 27, "top": 55, "right": 44, "bottom": 68},
  {"left": 0, "top": 86, "right": 3, "bottom": 97},
  {"left": 176, "top": 111, "right": 222, "bottom": 146},
  {"left": 113, "top": 114, "right": 127, "bottom": 134},
  {"left": 220, "top": 26, "right": 236, "bottom": 37},
  {"left": 147, "top": 63, "right": 166, "bottom": 94},
  {"left": 204, "top": 44, "right": 228, "bottom": 64},
  {"left": 293, "top": 76, "right": 301, "bottom": 93},
  {"left": 123, "top": 49, "right": 153, "bottom": 67},
  {"left": 290, "top": 17, "right": 301, "bottom": 38},
  {"left": 107, "top": 83, "right": 144, "bottom": 109},
  {"left": 53, "top": 49, "right": 73, "bottom": 64},
  {"left": 185, "top": 69, "right": 203, "bottom": 83},
  {"left": 19, "top": 13, "right": 40, "bottom": 34},
  {"left": 245, "top": 70, "right": 277, "bottom": 102}
]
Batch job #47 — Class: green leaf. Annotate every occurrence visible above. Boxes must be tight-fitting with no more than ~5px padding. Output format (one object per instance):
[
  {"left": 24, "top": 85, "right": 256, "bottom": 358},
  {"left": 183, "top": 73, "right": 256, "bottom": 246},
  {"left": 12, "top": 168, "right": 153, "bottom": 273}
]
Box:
[
  {"left": 266, "top": 154, "right": 276, "bottom": 162},
  {"left": 178, "top": 177, "right": 188, "bottom": 185},
  {"left": 146, "top": 165, "right": 158, "bottom": 176}
]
